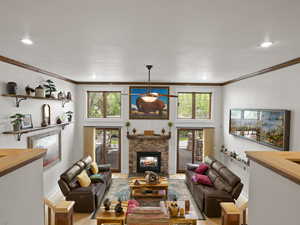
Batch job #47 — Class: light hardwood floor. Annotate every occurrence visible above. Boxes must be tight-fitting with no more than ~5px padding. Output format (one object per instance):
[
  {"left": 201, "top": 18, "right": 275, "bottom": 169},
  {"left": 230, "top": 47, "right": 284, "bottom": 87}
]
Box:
[{"left": 74, "top": 173, "right": 221, "bottom": 225}]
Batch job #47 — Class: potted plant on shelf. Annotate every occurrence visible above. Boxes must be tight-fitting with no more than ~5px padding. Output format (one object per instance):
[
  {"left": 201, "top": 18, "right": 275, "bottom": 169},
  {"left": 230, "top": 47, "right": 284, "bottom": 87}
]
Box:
[
  {"left": 125, "top": 121, "right": 131, "bottom": 134},
  {"left": 10, "top": 113, "right": 25, "bottom": 131},
  {"left": 43, "top": 79, "right": 57, "bottom": 98},
  {"left": 65, "top": 111, "right": 73, "bottom": 122},
  {"left": 168, "top": 121, "right": 173, "bottom": 132}
]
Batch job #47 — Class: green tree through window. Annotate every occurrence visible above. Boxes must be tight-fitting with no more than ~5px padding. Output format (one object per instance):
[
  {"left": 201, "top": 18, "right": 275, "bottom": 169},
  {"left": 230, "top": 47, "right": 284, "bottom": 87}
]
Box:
[
  {"left": 178, "top": 92, "right": 211, "bottom": 119},
  {"left": 88, "top": 91, "right": 121, "bottom": 118}
]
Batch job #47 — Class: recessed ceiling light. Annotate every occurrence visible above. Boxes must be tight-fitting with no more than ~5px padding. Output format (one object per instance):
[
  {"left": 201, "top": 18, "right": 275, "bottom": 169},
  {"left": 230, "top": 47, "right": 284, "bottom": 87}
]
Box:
[
  {"left": 260, "top": 41, "right": 273, "bottom": 48},
  {"left": 21, "top": 38, "right": 33, "bottom": 45},
  {"left": 202, "top": 76, "right": 208, "bottom": 80},
  {"left": 91, "top": 73, "right": 96, "bottom": 79}
]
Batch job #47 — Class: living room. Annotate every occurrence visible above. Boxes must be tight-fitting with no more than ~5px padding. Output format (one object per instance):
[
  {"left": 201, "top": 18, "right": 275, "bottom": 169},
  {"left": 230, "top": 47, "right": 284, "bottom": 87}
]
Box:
[{"left": 0, "top": 1, "right": 300, "bottom": 225}]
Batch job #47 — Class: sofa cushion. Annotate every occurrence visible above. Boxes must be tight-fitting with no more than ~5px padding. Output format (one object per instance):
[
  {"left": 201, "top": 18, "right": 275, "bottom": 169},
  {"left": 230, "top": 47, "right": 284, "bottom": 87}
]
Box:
[
  {"left": 192, "top": 174, "right": 213, "bottom": 186},
  {"left": 98, "top": 164, "right": 111, "bottom": 172},
  {"left": 77, "top": 170, "right": 91, "bottom": 187},
  {"left": 90, "top": 162, "right": 99, "bottom": 174},
  {"left": 195, "top": 163, "right": 209, "bottom": 174},
  {"left": 200, "top": 185, "right": 232, "bottom": 199},
  {"left": 219, "top": 167, "right": 241, "bottom": 187},
  {"left": 90, "top": 174, "right": 106, "bottom": 183},
  {"left": 61, "top": 165, "right": 82, "bottom": 183},
  {"left": 211, "top": 161, "right": 225, "bottom": 172},
  {"left": 207, "top": 169, "right": 220, "bottom": 183},
  {"left": 214, "top": 177, "right": 232, "bottom": 193}
]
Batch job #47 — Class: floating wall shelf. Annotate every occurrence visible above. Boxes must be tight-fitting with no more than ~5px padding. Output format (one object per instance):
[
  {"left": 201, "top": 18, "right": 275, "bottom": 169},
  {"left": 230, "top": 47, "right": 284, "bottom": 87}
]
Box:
[
  {"left": 2, "top": 122, "right": 71, "bottom": 141},
  {"left": 2, "top": 94, "right": 71, "bottom": 107}
]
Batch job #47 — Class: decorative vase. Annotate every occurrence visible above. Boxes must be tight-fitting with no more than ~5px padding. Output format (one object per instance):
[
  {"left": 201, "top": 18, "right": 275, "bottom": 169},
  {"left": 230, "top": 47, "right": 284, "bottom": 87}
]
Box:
[
  {"left": 67, "top": 91, "right": 72, "bottom": 101},
  {"left": 57, "top": 91, "right": 64, "bottom": 100},
  {"left": 103, "top": 198, "right": 111, "bottom": 211},
  {"left": 41, "top": 120, "right": 48, "bottom": 127},
  {"left": 7, "top": 82, "right": 17, "bottom": 95},
  {"left": 56, "top": 118, "right": 62, "bottom": 124},
  {"left": 185, "top": 200, "right": 190, "bottom": 212},
  {"left": 114, "top": 200, "right": 123, "bottom": 216},
  {"left": 168, "top": 202, "right": 179, "bottom": 218},
  {"left": 35, "top": 85, "right": 45, "bottom": 98},
  {"left": 161, "top": 128, "right": 166, "bottom": 134},
  {"left": 132, "top": 128, "right": 137, "bottom": 134},
  {"left": 67, "top": 115, "right": 72, "bottom": 122}
]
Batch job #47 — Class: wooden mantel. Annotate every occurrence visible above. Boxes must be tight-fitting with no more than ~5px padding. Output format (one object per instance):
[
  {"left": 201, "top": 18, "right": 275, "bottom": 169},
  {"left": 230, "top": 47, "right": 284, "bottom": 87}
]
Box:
[
  {"left": 127, "top": 133, "right": 171, "bottom": 140},
  {"left": 0, "top": 148, "right": 46, "bottom": 177},
  {"left": 246, "top": 151, "right": 300, "bottom": 185}
]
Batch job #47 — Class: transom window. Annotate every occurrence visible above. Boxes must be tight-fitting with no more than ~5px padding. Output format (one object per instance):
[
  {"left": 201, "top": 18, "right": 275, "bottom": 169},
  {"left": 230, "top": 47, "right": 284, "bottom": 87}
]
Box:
[
  {"left": 177, "top": 92, "right": 212, "bottom": 119},
  {"left": 87, "top": 91, "right": 121, "bottom": 118}
]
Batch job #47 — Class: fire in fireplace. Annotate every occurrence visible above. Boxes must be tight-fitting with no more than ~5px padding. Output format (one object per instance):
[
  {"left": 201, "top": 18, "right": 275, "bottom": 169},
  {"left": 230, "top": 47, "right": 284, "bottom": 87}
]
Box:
[{"left": 137, "top": 152, "right": 161, "bottom": 173}]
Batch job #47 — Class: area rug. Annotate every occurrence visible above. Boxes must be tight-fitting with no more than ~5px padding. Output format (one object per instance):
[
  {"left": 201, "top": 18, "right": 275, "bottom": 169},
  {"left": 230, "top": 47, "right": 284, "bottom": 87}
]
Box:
[{"left": 92, "top": 178, "right": 205, "bottom": 220}]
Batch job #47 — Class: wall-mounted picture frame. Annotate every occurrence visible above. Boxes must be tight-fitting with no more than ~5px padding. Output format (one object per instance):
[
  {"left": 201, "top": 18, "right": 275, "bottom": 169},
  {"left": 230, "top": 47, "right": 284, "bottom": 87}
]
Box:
[
  {"left": 129, "top": 86, "right": 169, "bottom": 120},
  {"left": 21, "top": 114, "right": 33, "bottom": 129},
  {"left": 229, "top": 109, "right": 291, "bottom": 151},
  {"left": 27, "top": 130, "right": 62, "bottom": 169}
]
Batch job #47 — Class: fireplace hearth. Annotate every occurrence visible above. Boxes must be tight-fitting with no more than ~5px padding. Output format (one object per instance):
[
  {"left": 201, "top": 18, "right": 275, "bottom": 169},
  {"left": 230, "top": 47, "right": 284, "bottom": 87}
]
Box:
[{"left": 137, "top": 152, "right": 161, "bottom": 173}]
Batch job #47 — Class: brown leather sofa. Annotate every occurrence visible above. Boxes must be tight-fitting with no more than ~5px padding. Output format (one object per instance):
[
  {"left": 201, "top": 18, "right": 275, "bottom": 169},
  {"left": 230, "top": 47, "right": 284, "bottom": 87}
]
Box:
[
  {"left": 185, "top": 157, "right": 243, "bottom": 217},
  {"left": 58, "top": 156, "right": 112, "bottom": 213}
]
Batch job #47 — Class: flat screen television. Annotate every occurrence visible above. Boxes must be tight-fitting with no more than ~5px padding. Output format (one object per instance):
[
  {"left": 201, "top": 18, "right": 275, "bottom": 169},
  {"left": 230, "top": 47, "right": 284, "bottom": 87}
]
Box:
[{"left": 229, "top": 109, "right": 291, "bottom": 151}]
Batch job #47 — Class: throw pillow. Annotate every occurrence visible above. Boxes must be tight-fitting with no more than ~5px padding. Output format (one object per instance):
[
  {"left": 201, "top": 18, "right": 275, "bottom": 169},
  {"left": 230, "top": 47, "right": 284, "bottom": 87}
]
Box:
[
  {"left": 90, "top": 162, "right": 99, "bottom": 174},
  {"left": 77, "top": 170, "right": 91, "bottom": 187},
  {"left": 192, "top": 174, "right": 213, "bottom": 186},
  {"left": 195, "top": 163, "right": 209, "bottom": 174}
]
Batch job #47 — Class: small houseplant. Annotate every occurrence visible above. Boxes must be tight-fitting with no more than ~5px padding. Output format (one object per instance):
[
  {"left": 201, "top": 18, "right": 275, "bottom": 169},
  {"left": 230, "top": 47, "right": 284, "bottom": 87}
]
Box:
[
  {"left": 43, "top": 79, "right": 57, "bottom": 98},
  {"left": 168, "top": 121, "right": 173, "bottom": 131},
  {"left": 66, "top": 111, "right": 73, "bottom": 122},
  {"left": 10, "top": 113, "right": 25, "bottom": 131}
]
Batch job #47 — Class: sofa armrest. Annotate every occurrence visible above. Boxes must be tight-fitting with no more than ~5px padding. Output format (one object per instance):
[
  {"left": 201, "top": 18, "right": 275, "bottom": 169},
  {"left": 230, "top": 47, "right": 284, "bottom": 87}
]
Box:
[
  {"left": 98, "top": 164, "right": 111, "bottom": 172},
  {"left": 66, "top": 191, "right": 96, "bottom": 213},
  {"left": 186, "top": 163, "right": 199, "bottom": 171}
]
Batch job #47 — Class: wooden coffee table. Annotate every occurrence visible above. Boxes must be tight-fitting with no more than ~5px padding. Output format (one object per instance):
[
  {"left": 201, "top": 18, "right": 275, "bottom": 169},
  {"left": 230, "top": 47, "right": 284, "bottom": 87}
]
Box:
[
  {"left": 165, "top": 201, "right": 198, "bottom": 225},
  {"left": 96, "top": 201, "right": 128, "bottom": 225},
  {"left": 129, "top": 177, "right": 169, "bottom": 199}
]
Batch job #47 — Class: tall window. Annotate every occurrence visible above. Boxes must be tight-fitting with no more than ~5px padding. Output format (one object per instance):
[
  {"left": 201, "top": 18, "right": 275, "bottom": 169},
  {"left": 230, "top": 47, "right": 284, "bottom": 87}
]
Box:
[
  {"left": 87, "top": 91, "right": 121, "bottom": 118},
  {"left": 177, "top": 92, "right": 212, "bottom": 119}
]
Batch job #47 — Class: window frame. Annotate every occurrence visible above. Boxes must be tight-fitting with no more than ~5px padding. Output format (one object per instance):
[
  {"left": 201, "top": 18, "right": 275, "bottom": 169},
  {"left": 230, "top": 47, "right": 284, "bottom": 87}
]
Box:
[
  {"left": 87, "top": 91, "right": 122, "bottom": 119},
  {"left": 177, "top": 92, "right": 212, "bottom": 120}
]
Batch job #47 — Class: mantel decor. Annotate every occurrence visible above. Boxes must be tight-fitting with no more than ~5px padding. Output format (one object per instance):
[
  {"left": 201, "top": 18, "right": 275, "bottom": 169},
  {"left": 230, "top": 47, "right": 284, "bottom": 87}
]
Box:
[
  {"left": 230, "top": 109, "right": 291, "bottom": 151},
  {"left": 127, "top": 132, "right": 171, "bottom": 140}
]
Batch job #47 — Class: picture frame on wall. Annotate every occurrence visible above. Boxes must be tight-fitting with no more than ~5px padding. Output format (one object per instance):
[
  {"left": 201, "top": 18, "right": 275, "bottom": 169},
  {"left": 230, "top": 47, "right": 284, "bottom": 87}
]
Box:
[
  {"left": 229, "top": 109, "right": 291, "bottom": 151},
  {"left": 21, "top": 114, "right": 33, "bottom": 129},
  {"left": 27, "top": 130, "right": 62, "bottom": 169},
  {"left": 129, "top": 86, "right": 170, "bottom": 120}
]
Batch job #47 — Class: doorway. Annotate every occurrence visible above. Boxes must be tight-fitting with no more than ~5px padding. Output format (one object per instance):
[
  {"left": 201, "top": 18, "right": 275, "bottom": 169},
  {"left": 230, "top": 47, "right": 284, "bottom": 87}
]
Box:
[
  {"left": 177, "top": 128, "right": 203, "bottom": 173},
  {"left": 95, "top": 128, "right": 121, "bottom": 172}
]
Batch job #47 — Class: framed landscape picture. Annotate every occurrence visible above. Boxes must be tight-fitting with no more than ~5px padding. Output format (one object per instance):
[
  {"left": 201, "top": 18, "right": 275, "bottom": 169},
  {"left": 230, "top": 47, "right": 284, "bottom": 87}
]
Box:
[
  {"left": 27, "top": 130, "right": 62, "bottom": 169},
  {"left": 229, "top": 109, "right": 290, "bottom": 151},
  {"left": 129, "top": 86, "right": 169, "bottom": 120}
]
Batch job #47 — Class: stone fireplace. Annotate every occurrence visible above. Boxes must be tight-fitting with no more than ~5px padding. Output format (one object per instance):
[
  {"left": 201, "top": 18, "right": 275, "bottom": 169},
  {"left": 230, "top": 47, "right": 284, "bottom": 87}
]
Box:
[{"left": 128, "top": 134, "right": 170, "bottom": 175}]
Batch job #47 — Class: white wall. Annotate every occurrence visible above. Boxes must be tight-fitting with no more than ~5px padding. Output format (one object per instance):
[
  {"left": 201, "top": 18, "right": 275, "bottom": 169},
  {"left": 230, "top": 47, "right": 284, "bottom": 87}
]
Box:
[
  {"left": 0, "top": 61, "right": 77, "bottom": 197},
  {"left": 0, "top": 158, "right": 44, "bottom": 225},
  {"left": 75, "top": 84, "right": 223, "bottom": 174},
  {"left": 221, "top": 64, "right": 300, "bottom": 197},
  {"left": 248, "top": 161, "right": 300, "bottom": 225}
]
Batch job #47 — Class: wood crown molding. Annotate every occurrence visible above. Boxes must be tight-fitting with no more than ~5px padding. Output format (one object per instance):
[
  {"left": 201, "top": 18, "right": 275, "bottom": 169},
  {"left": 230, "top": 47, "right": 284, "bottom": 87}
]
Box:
[
  {"left": 221, "top": 57, "right": 300, "bottom": 86},
  {"left": 1, "top": 55, "right": 299, "bottom": 86},
  {"left": 0, "top": 55, "right": 76, "bottom": 84}
]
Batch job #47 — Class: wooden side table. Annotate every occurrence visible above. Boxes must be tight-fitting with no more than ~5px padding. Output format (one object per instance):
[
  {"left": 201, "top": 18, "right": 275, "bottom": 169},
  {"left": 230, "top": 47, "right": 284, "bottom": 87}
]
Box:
[
  {"left": 55, "top": 200, "right": 75, "bottom": 225},
  {"left": 96, "top": 201, "right": 128, "bottom": 225},
  {"left": 220, "top": 202, "right": 240, "bottom": 225}
]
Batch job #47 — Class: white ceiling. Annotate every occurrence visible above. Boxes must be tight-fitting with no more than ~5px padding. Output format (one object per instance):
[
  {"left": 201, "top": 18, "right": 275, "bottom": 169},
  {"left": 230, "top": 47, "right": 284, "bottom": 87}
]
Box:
[{"left": 0, "top": 0, "right": 299, "bottom": 83}]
